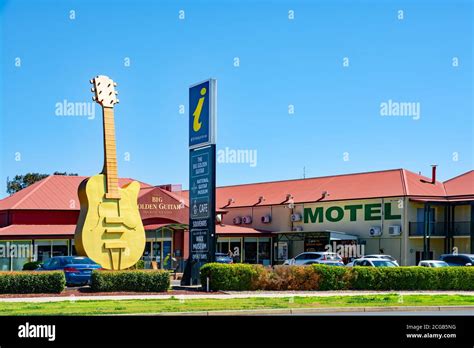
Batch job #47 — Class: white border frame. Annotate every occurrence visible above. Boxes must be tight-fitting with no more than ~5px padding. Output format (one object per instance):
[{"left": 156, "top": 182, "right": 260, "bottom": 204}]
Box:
[{"left": 189, "top": 78, "right": 217, "bottom": 149}]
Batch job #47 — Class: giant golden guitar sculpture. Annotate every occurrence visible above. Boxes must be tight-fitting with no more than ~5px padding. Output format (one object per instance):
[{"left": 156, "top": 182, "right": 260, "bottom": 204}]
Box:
[{"left": 74, "top": 75, "right": 145, "bottom": 270}]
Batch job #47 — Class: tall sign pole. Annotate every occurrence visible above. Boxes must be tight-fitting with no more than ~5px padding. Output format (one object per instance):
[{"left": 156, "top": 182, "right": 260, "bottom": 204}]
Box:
[{"left": 183, "top": 79, "right": 217, "bottom": 285}]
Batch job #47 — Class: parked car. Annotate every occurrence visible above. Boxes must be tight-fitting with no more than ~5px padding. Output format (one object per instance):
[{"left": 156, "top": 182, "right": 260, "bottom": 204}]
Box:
[
  {"left": 439, "top": 254, "right": 474, "bottom": 266},
  {"left": 303, "top": 260, "right": 345, "bottom": 266},
  {"left": 283, "top": 252, "right": 343, "bottom": 265},
  {"left": 418, "top": 260, "right": 449, "bottom": 268},
  {"left": 352, "top": 258, "right": 398, "bottom": 267},
  {"left": 38, "top": 256, "right": 102, "bottom": 286},
  {"left": 215, "top": 253, "right": 233, "bottom": 264},
  {"left": 363, "top": 254, "right": 399, "bottom": 266}
]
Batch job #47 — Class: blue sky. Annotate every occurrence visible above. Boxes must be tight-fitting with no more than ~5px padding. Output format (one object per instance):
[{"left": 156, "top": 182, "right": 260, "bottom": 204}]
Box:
[{"left": 0, "top": 0, "right": 472, "bottom": 198}]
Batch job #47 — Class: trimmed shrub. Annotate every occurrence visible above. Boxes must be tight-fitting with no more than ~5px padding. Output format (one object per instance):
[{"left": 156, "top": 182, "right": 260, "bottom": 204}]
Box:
[
  {"left": 0, "top": 271, "right": 65, "bottom": 294},
  {"left": 22, "top": 261, "right": 42, "bottom": 271},
  {"left": 253, "top": 265, "right": 321, "bottom": 290},
  {"left": 350, "top": 266, "right": 385, "bottom": 290},
  {"left": 200, "top": 263, "right": 257, "bottom": 291},
  {"left": 312, "top": 265, "right": 351, "bottom": 290},
  {"left": 200, "top": 264, "right": 474, "bottom": 291},
  {"left": 91, "top": 270, "right": 170, "bottom": 292},
  {"left": 127, "top": 260, "right": 145, "bottom": 270},
  {"left": 436, "top": 267, "right": 474, "bottom": 290}
]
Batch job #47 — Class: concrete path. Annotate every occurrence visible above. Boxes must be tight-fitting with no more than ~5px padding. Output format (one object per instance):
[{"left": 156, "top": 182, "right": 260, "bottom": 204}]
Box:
[
  {"left": 0, "top": 290, "right": 472, "bottom": 303},
  {"left": 122, "top": 306, "right": 474, "bottom": 316}
]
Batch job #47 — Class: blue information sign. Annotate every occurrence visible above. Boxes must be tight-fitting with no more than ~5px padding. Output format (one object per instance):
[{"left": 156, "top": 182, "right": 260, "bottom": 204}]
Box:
[
  {"left": 189, "top": 79, "right": 216, "bottom": 149},
  {"left": 183, "top": 79, "right": 217, "bottom": 285},
  {"left": 189, "top": 145, "right": 216, "bottom": 262}
]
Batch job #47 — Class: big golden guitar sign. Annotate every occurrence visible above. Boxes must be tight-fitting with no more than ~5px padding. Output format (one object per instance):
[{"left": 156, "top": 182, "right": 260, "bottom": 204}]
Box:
[
  {"left": 138, "top": 196, "right": 184, "bottom": 211},
  {"left": 74, "top": 76, "right": 146, "bottom": 270}
]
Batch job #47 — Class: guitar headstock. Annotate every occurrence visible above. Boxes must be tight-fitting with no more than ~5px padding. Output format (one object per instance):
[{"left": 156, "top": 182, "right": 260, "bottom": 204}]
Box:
[{"left": 90, "top": 75, "right": 119, "bottom": 107}]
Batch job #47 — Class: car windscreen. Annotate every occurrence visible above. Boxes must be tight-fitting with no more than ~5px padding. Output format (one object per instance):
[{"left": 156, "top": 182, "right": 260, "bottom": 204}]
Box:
[
  {"left": 371, "top": 260, "right": 397, "bottom": 267},
  {"left": 63, "top": 257, "right": 95, "bottom": 265},
  {"left": 432, "top": 262, "right": 448, "bottom": 267}
]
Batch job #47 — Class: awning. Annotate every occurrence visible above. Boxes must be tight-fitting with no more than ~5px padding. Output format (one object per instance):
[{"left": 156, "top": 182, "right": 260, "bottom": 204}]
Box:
[
  {"left": 410, "top": 197, "right": 474, "bottom": 204},
  {"left": 144, "top": 223, "right": 188, "bottom": 231},
  {"left": 216, "top": 224, "right": 272, "bottom": 236},
  {"left": 0, "top": 224, "right": 76, "bottom": 237},
  {"left": 274, "top": 230, "right": 358, "bottom": 241}
]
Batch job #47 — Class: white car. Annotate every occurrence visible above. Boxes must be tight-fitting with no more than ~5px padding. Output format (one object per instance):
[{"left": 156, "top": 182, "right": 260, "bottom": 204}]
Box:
[
  {"left": 284, "top": 252, "right": 342, "bottom": 265},
  {"left": 352, "top": 258, "right": 398, "bottom": 267},
  {"left": 363, "top": 254, "right": 399, "bottom": 266},
  {"left": 418, "top": 260, "right": 449, "bottom": 268}
]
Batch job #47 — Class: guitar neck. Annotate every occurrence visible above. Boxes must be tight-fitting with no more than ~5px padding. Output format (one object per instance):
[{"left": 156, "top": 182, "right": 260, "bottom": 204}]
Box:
[{"left": 102, "top": 107, "right": 120, "bottom": 199}]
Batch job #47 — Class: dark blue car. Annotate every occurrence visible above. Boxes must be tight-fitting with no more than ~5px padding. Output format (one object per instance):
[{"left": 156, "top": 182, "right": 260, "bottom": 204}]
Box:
[{"left": 38, "top": 256, "right": 102, "bottom": 286}]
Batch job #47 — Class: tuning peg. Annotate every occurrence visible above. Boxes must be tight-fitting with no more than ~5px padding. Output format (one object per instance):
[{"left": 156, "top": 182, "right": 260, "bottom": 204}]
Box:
[
  {"left": 89, "top": 79, "right": 94, "bottom": 84},
  {"left": 91, "top": 88, "right": 95, "bottom": 92},
  {"left": 92, "top": 96, "right": 96, "bottom": 101},
  {"left": 115, "top": 91, "right": 118, "bottom": 95},
  {"left": 113, "top": 82, "right": 117, "bottom": 87},
  {"left": 116, "top": 99, "right": 120, "bottom": 104}
]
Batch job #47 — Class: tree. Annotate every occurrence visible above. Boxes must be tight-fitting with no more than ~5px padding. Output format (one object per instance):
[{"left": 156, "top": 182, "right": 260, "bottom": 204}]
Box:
[{"left": 6, "top": 172, "right": 78, "bottom": 195}]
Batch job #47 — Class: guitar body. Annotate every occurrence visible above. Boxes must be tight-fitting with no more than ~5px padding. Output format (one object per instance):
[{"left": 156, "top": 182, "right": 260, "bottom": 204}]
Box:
[{"left": 74, "top": 174, "right": 146, "bottom": 269}]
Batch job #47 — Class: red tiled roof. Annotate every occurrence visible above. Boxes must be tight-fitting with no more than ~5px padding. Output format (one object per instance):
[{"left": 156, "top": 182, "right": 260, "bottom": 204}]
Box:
[
  {"left": 177, "top": 169, "right": 457, "bottom": 208},
  {"left": 0, "top": 175, "right": 152, "bottom": 211},
  {"left": 1, "top": 169, "right": 472, "bottom": 212},
  {"left": 444, "top": 170, "right": 474, "bottom": 197},
  {"left": 0, "top": 224, "right": 75, "bottom": 237}
]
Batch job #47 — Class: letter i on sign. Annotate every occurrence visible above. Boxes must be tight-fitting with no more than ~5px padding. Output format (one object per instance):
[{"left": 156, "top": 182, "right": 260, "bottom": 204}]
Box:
[{"left": 193, "top": 87, "right": 207, "bottom": 132}]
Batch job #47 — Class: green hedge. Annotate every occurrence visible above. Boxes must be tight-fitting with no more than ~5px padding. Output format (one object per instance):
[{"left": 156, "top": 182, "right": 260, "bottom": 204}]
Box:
[
  {"left": 200, "top": 264, "right": 474, "bottom": 291},
  {"left": 91, "top": 270, "right": 170, "bottom": 292},
  {"left": 0, "top": 271, "right": 65, "bottom": 294},
  {"left": 200, "top": 263, "right": 257, "bottom": 291}
]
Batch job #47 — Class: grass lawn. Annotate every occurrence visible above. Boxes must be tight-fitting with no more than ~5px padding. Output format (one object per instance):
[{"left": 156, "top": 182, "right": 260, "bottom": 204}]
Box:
[{"left": 0, "top": 294, "right": 473, "bottom": 315}]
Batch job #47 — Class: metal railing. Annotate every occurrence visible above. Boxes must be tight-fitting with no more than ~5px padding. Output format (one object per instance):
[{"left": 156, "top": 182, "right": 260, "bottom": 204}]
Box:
[{"left": 408, "top": 221, "right": 471, "bottom": 237}]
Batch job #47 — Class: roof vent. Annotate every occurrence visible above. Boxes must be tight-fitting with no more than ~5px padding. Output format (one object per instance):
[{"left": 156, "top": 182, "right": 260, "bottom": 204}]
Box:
[
  {"left": 420, "top": 165, "right": 437, "bottom": 184},
  {"left": 254, "top": 196, "right": 265, "bottom": 206},
  {"left": 223, "top": 198, "right": 235, "bottom": 208}
]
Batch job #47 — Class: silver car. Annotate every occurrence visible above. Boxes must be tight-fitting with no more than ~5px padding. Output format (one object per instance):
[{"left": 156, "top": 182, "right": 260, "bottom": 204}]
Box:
[
  {"left": 352, "top": 258, "right": 398, "bottom": 267},
  {"left": 284, "top": 252, "right": 342, "bottom": 265},
  {"left": 363, "top": 254, "right": 399, "bottom": 266},
  {"left": 418, "top": 260, "right": 449, "bottom": 268}
]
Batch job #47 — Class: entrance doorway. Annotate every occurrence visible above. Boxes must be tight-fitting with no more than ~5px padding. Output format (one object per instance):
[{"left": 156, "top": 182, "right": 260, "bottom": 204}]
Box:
[{"left": 143, "top": 239, "right": 173, "bottom": 269}]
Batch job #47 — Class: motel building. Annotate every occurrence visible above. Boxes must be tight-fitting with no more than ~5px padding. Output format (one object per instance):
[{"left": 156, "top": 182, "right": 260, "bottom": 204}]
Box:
[{"left": 0, "top": 167, "right": 472, "bottom": 270}]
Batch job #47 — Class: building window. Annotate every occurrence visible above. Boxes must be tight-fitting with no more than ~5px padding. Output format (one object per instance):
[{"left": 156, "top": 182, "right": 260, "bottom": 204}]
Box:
[
  {"left": 258, "top": 238, "right": 271, "bottom": 266},
  {"left": 0, "top": 241, "right": 10, "bottom": 271},
  {"left": 244, "top": 238, "right": 258, "bottom": 264},
  {"left": 229, "top": 239, "right": 242, "bottom": 263},
  {"left": 52, "top": 240, "right": 68, "bottom": 257},
  {"left": 36, "top": 240, "right": 69, "bottom": 263},
  {"left": 0, "top": 241, "right": 33, "bottom": 271}
]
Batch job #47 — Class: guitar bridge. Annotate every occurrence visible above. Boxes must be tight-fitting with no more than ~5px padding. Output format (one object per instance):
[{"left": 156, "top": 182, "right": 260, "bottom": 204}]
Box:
[{"left": 104, "top": 241, "right": 127, "bottom": 249}]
